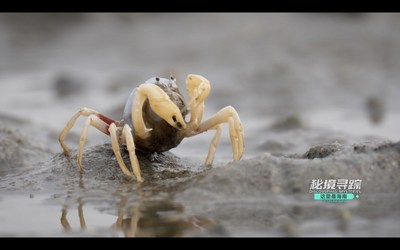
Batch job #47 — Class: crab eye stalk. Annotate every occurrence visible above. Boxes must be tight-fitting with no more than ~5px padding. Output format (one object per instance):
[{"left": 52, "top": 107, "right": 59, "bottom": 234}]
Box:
[{"left": 168, "top": 75, "right": 178, "bottom": 88}]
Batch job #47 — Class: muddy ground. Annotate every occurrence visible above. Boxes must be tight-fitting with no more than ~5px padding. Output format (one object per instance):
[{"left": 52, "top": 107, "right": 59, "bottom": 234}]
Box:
[{"left": 0, "top": 13, "right": 400, "bottom": 237}]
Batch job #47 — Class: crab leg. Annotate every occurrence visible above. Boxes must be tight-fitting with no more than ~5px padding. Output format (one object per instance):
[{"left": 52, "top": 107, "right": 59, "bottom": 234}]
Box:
[
  {"left": 121, "top": 124, "right": 144, "bottom": 182},
  {"left": 108, "top": 123, "right": 136, "bottom": 180},
  {"left": 201, "top": 106, "right": 244, "bottom": 161},
  {"left": 187, "top": 106, "right": 244, "bottom": 163},
  {"left": 59, "top": 107, "right": 116, "bottom": 157},
  {"left": 77, "top": 114, "right": 112, "bottom": 172},
  {"left": 205, "top": 125, "right": 222, "bottom": 165},
  {"left": 108, "top": 123, "right": 143, "bottom": 182},
  {"left": 183, "top": 74, "right": 244, "bottom": 164}
]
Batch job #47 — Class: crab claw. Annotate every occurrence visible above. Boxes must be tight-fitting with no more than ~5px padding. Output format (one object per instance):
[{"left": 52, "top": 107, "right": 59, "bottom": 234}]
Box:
[
  {"left": 148, "top": 97, "right": 186, "bottom": 130},
  {"left": 133, "top": 83, "right": 186, "bottom": 132},
  {"left": 186, "top": 74, "right": 211, "bottom": 107}
]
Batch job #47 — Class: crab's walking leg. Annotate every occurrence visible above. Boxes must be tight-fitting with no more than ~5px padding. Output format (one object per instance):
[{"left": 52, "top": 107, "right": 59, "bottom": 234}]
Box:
[
  {"left": 122, "top": 124, "right": 143, "bottom": 182},
  {"left": 108, "top": 123, "right": 143, "bottom": 182},
  {"left": 205, "top": 125, "right": 222, "bottom": 165},
  {"left": 201, "top": 106, "right": 244, "bottom": 161},
  {"left": 77, "top": 114, "right": 112, "bottom": 172},
  {"left": 188, "top": 106, "right": 244, "bottom": 162},
  {"left": 184, "top": 74, "right": 244, "bottom": 164},
  {"left": 59, "top": 107, "right": 116, "bottom": 157},
  {"left": 108, "top": 123, "right": 135, "bottom": 180}
]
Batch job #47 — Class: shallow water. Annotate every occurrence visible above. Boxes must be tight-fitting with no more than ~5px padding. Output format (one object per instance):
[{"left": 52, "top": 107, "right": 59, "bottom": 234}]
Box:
[
  {"left": 0, "top": 194, "right": 208, "bottom": 237},
  {"left": 1, "top": 13, "right": 400, "bottom": 237}
]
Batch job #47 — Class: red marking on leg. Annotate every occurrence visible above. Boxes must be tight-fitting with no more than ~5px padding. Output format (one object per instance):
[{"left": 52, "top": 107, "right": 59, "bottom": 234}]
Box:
[
  {"left": 104, "top": 124, "right": 110, "bottom": 136},
  {"left": 99, "top": 114, "right": 116, "bottom": 125}
]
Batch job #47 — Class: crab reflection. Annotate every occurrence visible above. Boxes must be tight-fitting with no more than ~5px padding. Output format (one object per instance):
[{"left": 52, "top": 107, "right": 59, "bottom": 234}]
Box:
[{"left": 60, "top": 196, "right": 221, "bottom": 237}]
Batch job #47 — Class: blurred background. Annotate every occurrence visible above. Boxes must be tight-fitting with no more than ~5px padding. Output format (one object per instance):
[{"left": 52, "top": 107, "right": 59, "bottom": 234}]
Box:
[{"left": 0, "top": 13, "right": 400, "bottom": 160}]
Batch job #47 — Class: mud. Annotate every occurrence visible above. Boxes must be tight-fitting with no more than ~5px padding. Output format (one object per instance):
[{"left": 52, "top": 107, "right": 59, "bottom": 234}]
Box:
[{"left": 1, "top": 113, "right": 399, "bottom": 236}]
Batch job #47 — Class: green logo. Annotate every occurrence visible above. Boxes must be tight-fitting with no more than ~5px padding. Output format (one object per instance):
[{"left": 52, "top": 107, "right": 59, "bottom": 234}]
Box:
[
  {"left": 314, "top": 193, "right": 360, "bottom": 202},
  {"left": 310, "top": 178, "right": 362, "bottom": 203}
]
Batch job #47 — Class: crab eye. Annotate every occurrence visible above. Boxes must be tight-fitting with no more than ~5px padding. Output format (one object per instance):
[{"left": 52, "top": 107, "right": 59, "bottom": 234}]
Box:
[
  {"left": 155, "top": 77, "right": 160, "bottom": 82},
  {"left": 168, "top": 76, "right": 178, "bottom": 88},
  {"left": 172, "top": 115, "right": 177, "bottom": 122}
]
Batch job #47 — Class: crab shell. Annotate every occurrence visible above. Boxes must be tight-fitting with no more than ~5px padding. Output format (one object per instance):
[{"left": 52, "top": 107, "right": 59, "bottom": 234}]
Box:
[{"left": 122, "top": 77, "right": 189, "bottom": 153}]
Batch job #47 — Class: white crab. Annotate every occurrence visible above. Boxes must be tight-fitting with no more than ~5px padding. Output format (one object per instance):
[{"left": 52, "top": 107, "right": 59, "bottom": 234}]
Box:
[{"left": 59, "top": 74, "right": 244, "bottom": 182}]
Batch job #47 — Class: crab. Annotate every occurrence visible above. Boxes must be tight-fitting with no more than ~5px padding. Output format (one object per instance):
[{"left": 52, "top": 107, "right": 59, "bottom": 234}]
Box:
[{"left": 58, "top": 74, "right": 244, "bottom": 182}]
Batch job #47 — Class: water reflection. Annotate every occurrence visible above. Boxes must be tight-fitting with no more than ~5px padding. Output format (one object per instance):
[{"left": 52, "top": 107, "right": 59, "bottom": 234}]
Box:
[
  {"left": 60, "top": 197, "right": 86, "bottom": 231},
  {"left": 60, "top": 196, "right": 221, "bottom": 237}
]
